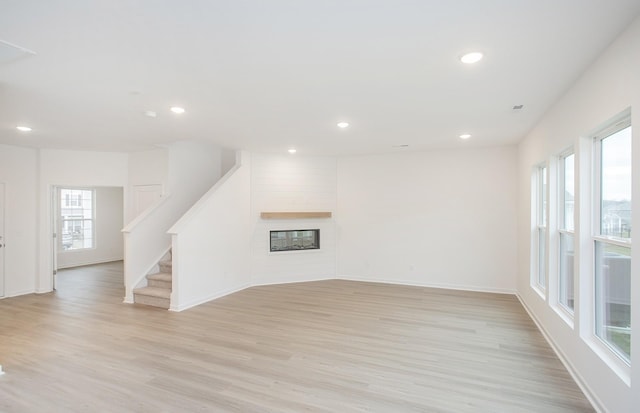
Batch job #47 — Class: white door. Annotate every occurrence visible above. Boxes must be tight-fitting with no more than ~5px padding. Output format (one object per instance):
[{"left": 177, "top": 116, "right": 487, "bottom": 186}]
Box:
[
  {"left": 133, "top": 184, "right": 163, "bottom": 218},
  {"left": 0, "top": 183, "right": 5, "bottom": 297}
]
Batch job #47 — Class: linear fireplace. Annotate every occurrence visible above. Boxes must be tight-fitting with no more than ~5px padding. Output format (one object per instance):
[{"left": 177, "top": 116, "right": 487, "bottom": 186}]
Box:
[{"left": 270, "top": 229, "right": 320, "bottom": 252}]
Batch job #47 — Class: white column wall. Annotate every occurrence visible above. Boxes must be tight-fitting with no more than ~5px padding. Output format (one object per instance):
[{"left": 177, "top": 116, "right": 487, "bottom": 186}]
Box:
[
  {"left": 250, "top": 153, "right": 337, "bottom": 285},
  {"left": 337, "top": 146, "right": 518, "bottom": 293},
  {"left": 0, "top": 144, "right": 38, "bottom": 297},
  {"left": 169, "top": 153, "right": 251, "bottom": 311},
  {"left": 516, "top": 16, "right": 640, "bottom": 413}
]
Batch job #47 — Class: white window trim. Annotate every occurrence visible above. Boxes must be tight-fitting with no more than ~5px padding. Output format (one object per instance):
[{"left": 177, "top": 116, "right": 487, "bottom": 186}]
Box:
[
  {"left": 58, "top": 187, "right": 96, "bottom": 252},
  {"left": 531, "top": 163, "right": 548, "bottom": 297},
  {"left": 555, "top": 149, "right": 576, "bottom": 322},
  {"left": 582, "top": 110, "right": 632, "bottom": 379}
]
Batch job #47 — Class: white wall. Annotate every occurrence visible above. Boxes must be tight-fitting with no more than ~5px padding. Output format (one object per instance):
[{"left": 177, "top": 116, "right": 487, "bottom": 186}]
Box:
[
  {"left": 0, "top": 144, "right": 38, "bottom": 297},
  {"left": 337, "top": 147, "right": 517, "bottom": 293},
  {"left": 168, "top": 141, "right": 222, "bottom": 204},
  {"left": 250, "top": 153, "right": 337, "bottom": 285},
  {"left": 516, "top": 16, "right": 640, "bottom": 413},
  {"left": 57, "top": 186, "right": 124, "bottom": 269},
  {"left": 127, "top": 148, "right": 168, "bottom": 223},
  {"left": 169, "top": 152, "right": 251, "bottom": 311},
  {"left": 38, "top": 149, "right": 128, "bottom": 292},
  {"left": 123, "top": 141, "right": 225, "bottom": 302}
]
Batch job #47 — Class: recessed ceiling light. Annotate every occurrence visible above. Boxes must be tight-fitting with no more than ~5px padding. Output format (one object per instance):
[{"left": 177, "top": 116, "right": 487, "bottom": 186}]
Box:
[
  {"left": 337, "top": 122, "right": 349, "bottom": 129},
  {"left": 460, "top": 52, "right": 483, "bottom": 64},
  {"left": 459, "top": 134, "right": 472, "bottom": 140},
  {"left": 16, "top": 125, "right": 32, "bottom": 132},
  {"left": 144, "top": 110, "right": 157, "bottom": 118},
  {"left": 170, "top": 106, "right": 185, "bottom": 114},
  {"left": 288, "top": 148, "right": 297, "bottom": 154}
]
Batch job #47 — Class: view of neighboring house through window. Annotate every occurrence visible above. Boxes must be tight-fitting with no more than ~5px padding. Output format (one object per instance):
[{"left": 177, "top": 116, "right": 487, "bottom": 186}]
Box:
[
  {"left": 60, "top": 188, "right": 94, "bottom": 251},
  {"left": 594, "top": 122, "right": 631, "bottom": 363},
  {"left": 559, "top": 152, "right": 575, "bottom": 313},
  {"left": 534, "top": 164, "right": 547, "bottom": 291}
]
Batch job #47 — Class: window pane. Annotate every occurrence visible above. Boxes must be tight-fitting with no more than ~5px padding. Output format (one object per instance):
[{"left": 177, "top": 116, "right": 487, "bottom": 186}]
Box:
[
  {"left": 600, "top": 126, "right": 631, "bottom": 239},
  {"left": 563, "top": 154, "right": 575, "bottom": 231},
  {"left": 595, "top": 241, "right": 631, "bottom": 361},
  {"left": 541, "top": 167, "right": 547, "bottom": 226},
  {"left": 59, "top": 188, "right": 94, "bottom": 250},
  {"left": 559, "top": 233, "right": 575, "bottom": 312},
  {"left": 538, "top": 227, "right": 546, "bottom": 287}
]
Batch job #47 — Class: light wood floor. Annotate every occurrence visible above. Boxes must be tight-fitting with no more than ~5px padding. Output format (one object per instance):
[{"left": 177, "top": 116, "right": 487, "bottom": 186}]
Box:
[{"left": 0, "top": 262, "right": 594, "bottom": 412}]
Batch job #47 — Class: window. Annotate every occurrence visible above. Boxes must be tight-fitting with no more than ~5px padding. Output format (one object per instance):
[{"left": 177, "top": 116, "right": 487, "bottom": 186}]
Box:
[
  {"left": 533, "top": 164, "right": 547, "bottom": 291},
  {"left": 593, "top": 120, "right": 631, "bottom": 363},
  {"left": 59, "top": 188, "right": 94, "bottom": 251},
  {"left": 558, "top": 152, "right": 575, "bottom": 312}
]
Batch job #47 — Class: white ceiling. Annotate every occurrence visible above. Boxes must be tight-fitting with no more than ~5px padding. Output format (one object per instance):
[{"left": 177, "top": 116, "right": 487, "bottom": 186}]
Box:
[{"left": 1, "top": 1, "right": 639, "bottom": 155}]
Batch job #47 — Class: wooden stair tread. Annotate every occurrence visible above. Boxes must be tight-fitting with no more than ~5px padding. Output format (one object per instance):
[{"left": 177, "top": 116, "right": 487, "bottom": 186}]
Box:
[
  {"left": 133, "top": 286, "right": 171, "bottom": 299},
  {"left": 146, "top": 272, "right": 172, "bottom": 282}
]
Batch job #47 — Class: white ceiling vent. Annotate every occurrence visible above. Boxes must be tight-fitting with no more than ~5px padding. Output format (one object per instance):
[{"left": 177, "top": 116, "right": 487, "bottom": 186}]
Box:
[{"left": 0, "top": 40, "right": 36, "bottom": 64}]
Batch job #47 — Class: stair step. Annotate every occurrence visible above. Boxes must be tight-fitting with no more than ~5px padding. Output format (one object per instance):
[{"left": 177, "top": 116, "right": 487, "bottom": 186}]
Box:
[
  {"left": 146, "top": 272, "right": 172, "bottom": 289},
  {"left": 133, "top": 286, "right": 171, "bottom": 298},
  {"left": 159, "top": 260, "right": 172, "bottom": 273},
  {"left": 133, "top": 286, "right": 171, "bottom": 309}
]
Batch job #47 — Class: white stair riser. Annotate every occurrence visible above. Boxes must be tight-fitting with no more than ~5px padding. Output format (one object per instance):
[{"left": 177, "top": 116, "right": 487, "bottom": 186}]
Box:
[
  {"left": 148, "top": 279, "right": 172, "bottom": 289},
  {"left": 134, "top": 293, "right": 170, "bottom": 309}
]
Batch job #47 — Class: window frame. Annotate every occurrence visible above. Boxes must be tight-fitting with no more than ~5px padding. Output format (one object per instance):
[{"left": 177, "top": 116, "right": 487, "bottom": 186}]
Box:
[
  {"left": 557, "top": 150, "right": 576, "bottom": 316},
  {"left": 58, "top": 187, "right": 96, "bottom": 252},
  {"left": 532, "top": 163, "right": 548, "bottom": 295},
  {"left": 591, "top": 115, "right": 632, "bottom": 366}
]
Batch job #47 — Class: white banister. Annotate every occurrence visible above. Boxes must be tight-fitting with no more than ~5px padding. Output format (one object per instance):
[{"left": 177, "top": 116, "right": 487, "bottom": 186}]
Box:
[{"left": 122, "top": 194, "right": 175, "bottom": 303}]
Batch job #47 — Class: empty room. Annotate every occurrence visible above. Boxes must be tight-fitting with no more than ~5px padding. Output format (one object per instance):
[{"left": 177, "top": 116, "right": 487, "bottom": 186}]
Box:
[{"left": 0, "top": 1, "right": 639, "bottom": 412}]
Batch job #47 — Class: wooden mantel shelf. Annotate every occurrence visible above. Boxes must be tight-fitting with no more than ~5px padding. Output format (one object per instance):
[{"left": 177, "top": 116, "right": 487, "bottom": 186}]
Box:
[{"left": 260, "top": 211, "right": 332, "bottom": 219}]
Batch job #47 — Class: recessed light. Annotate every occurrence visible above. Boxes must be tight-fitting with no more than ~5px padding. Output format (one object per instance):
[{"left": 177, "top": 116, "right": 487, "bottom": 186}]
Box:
[
  {"left": 460, "top": 52, "right": 483, "bottom": 64},
  {"left": 337, "top": 122, "right": 349, "bottom": 129},
  {"left": 288, "top": 148, "right": 297, "bottom": 154},
  {"left": 459, "top": 134, "right": 472, "bottom": 140},
  {"left": 16, "top": 126, "right": 32, "bottom": 132},
  {"left": 170, "top": 107, "right": 185, "bottom": 114},
  {"left": 144, "top": 110, "right": 157, "bottom": 118}
]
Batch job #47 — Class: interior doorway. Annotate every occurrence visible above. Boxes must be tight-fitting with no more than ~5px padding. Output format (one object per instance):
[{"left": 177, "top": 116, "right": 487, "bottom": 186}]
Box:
[{"left": 51, "top": 186, "right": 124, "bottom": 288}]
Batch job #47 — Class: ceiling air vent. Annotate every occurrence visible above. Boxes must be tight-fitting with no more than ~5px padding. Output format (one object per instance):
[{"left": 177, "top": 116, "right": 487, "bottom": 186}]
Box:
[{"left": 0, "top": 40, "right": 36, "bottom": 64}]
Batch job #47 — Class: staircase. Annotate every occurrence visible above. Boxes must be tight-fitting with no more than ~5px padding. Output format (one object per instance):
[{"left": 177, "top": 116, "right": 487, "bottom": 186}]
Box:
[{"left": 133, "top": 254, "right": 172, "bottom": 309}]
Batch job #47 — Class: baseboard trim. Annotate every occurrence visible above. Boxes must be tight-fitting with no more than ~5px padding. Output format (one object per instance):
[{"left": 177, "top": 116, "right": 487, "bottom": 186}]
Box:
[
  {"left": 169, "top": 283, "right": 251, "bottom": 312},
  {"left": 2, "top": 289, "right": 37, "bottom": 298},
  {"left": 338, "top": 275, "right": 517, "bottom": 295},
  {"left": 250, "top": 275, "right": 334, "bottom": 288},
  {"left": 516, "top": 294, "right": 606, "bottom": 413},
  {"left": 57, "top": 257, "right": 123, "bottom": 270}
]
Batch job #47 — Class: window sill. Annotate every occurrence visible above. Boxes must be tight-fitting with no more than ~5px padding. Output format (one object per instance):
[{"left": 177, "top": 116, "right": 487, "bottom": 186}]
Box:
[
  {"left": 583, "top": 335, "right": 631, "bottom": 386},
  {"left": 551, "top": 304, "right": 574, "bottom": 329}
]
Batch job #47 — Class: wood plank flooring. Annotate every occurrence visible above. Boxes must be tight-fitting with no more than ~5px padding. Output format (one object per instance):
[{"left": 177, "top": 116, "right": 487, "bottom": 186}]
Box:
[{"left": 0, "top": 262, "right": 594, "bottom": 412}]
